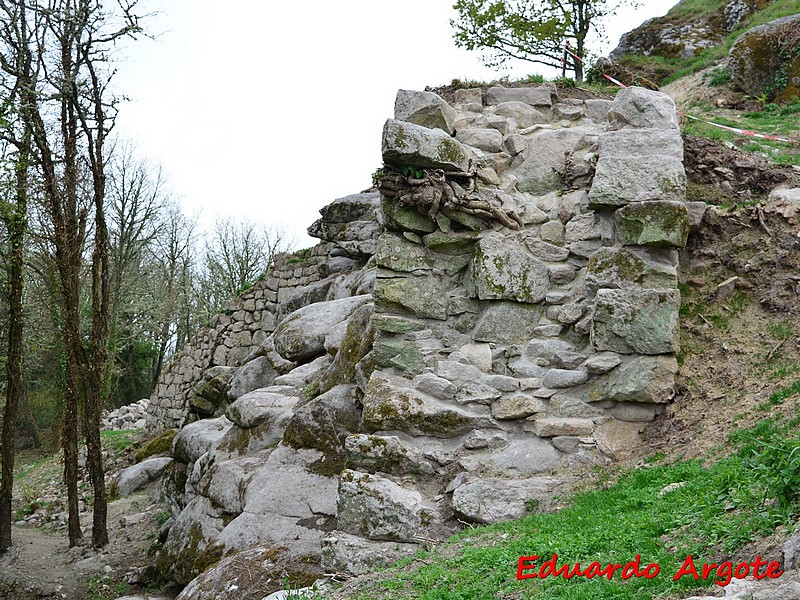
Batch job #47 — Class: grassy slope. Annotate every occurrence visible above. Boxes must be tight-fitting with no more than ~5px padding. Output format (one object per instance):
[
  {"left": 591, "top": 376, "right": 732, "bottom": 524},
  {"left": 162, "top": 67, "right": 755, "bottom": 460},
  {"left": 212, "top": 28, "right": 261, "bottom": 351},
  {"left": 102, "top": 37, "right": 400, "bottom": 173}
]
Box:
[{"left": 617, "top": 0, "right": 800, "bottom": 86}]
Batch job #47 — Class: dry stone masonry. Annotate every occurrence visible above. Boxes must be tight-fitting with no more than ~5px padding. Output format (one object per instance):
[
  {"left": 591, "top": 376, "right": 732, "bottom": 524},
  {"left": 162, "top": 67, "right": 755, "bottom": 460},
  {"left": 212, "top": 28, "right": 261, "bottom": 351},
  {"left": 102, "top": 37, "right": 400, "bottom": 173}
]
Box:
[{"left": 147, "top": 84, "right": 691, "bottom": 596}]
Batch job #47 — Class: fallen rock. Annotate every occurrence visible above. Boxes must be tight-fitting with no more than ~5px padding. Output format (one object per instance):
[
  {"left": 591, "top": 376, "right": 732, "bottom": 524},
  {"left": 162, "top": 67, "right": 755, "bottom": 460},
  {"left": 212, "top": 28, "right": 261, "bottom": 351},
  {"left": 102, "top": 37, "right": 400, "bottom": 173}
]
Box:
[{"left": 114, "top": 457, "right": 173, "bottom": 497}]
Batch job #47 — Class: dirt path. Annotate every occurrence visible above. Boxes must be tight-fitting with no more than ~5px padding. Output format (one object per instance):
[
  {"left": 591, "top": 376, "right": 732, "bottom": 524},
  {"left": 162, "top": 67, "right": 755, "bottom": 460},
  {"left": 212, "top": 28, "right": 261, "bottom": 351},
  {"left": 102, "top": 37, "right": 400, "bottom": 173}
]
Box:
[{"left": 0, "top": 491, "right": 176, "bottom": 600}]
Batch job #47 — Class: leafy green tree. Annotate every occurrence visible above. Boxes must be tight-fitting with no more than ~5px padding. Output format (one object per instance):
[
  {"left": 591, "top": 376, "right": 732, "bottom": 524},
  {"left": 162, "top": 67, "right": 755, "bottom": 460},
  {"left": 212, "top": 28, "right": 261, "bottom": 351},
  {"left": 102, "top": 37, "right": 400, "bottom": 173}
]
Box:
[{"left": 451, "top": 0, "right": 634, "bottom": 80}]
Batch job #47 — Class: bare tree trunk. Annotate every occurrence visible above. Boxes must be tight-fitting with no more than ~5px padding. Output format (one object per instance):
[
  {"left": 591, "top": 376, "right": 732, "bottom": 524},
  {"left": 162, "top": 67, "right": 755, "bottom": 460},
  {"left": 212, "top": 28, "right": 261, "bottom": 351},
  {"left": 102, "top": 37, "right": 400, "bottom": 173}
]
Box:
[{"left": 0, "top": 140, "right": 29, "bottom": 553}]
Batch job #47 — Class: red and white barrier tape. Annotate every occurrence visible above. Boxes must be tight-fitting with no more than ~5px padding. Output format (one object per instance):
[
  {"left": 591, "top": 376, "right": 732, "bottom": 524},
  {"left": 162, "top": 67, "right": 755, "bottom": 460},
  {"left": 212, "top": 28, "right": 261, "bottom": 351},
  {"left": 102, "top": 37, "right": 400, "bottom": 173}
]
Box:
[{"left": 562, "top": 44, "right": 798, "bottom": 145}]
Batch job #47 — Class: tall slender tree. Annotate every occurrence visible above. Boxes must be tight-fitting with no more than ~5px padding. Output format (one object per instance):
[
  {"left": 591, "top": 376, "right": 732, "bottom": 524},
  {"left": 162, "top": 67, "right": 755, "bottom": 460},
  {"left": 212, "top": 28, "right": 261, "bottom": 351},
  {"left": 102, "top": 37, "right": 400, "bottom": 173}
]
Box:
[
  {"left": 0, "top": 0, "right": 143, "bottom": 547},
  {"left": 0, "top": 131, "right": 30, "bottom": 553}
]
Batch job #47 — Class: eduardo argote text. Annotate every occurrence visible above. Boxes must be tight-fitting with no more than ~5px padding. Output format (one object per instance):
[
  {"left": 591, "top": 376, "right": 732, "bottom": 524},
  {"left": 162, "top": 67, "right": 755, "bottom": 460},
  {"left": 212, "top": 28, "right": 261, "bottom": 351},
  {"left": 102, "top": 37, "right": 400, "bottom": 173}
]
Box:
[{"left": 517, "top": 553, "right": 784, "bottom": 587}]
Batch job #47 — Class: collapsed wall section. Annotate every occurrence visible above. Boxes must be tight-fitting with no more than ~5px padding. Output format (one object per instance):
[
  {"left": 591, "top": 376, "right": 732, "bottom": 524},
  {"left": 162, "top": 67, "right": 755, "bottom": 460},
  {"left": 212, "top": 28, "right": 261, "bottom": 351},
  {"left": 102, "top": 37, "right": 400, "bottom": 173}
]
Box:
[{"left": 323, "top": 85, "right": 691, "bottom": 570}]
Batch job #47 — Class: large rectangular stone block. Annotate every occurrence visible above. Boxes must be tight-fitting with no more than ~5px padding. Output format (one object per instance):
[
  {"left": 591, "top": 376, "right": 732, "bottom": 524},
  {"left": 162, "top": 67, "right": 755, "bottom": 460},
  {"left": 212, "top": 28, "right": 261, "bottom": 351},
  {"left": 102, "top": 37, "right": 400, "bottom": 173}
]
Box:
[
  {"left": 588, "top": 156, "right": 686, "bottom": 207},
  {"left": 592, "top": 288, "right": 680, "bottom": 355}
]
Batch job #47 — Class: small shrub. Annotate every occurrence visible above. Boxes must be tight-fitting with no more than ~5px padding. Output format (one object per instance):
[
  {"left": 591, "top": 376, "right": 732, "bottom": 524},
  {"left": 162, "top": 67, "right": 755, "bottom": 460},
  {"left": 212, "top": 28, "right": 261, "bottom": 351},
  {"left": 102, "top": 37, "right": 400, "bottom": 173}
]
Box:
[
  {"left": 706, "top": 66, "right": 731, "bottom": 86},
  {"left": 744, "top": 436, "right": 800, "bottom": 518}
]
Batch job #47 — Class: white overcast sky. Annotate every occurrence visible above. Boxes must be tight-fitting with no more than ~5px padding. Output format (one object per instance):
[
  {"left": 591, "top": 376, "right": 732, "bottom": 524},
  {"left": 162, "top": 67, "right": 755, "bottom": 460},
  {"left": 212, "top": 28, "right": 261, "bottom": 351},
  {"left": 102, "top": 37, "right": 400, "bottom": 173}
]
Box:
[{"left": 113, "top": 1, "right": 676, "bottom": 249}]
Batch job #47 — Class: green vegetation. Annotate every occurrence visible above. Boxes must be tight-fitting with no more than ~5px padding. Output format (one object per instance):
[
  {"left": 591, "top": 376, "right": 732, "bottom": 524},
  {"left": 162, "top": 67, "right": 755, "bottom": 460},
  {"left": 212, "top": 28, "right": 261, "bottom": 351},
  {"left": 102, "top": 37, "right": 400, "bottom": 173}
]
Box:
[
  {"left": 135, "top": 428, "right": 177, "bottom": 462},
  {"left": 344, "top": 416, "right": 800, "bottom": 600},
  {"left": 681, "top": 98, "right": 800, "bottom": 167},
  {"left": 100, "top": 429, "right": 138, "bottom": 455},
  {"left": 618, "top": 0, "right": 800, "bottom": 85}
]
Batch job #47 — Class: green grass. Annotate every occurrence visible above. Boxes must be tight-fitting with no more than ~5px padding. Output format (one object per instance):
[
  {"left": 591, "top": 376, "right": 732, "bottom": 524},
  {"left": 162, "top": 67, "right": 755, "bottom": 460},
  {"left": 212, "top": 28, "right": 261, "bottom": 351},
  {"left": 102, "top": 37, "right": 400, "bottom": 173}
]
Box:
[
  {"left": 758, "top": 379, "right": 800, "bottom": 410},
  {"left": 345, "top": 416, "right": 800, "bottom": 600},
  {"left": 618, "top": 0, "right": 800, "bottom": 87},
  {"left": 100, "top": 429, "right": 138, "bottom": 455}
]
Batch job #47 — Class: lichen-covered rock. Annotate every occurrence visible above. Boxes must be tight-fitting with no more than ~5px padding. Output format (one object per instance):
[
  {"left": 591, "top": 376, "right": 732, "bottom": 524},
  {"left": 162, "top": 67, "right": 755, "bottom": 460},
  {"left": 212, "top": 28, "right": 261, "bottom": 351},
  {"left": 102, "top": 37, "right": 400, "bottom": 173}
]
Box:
[
  {"left": 592, "top": 289, "right": 680, "bottom": 355},
  {"left": 588, "top": 156, "right": 686, "bottom": 207},
  {"left": 598, "top": 128, "right": 683, "bottom": 159},
  {"left": 395, "top": 89, "right": 458, "bottom": 134},
  {"left": 321, "top": 531, "right": 417, "bottom": 576},
  {"left": 380, "top": 197, "right": 437, "bottom": 234},
  {"left": 283, "top": 384, "right": 361, "bottom": 476},
  {"left": 175, "top": 545, "right": 321, "bottom": 600},
  {"left": 608, "top": 87, "right": 679, "bottom": 130},
  {"left": 421, "top": 230, "right": 480, "bottom": 255},
  {"left": 513, "top": 128, "right": 589, "bottom": 194},
  {"left": 227, "top": 356, "right": 278, "bottom": 401},
  {"left": 472, "top": 301, "right": 544, "bottom": 344},
  {"left": 452, "top": 476, "right": 567, "bottom": 523},
  {"left": 225, "top": 387, "right": 298, "bottom": 430},
  {"left": 156, "top": 496, "right": 226, "bottom": 584},
  {"left": 361, "top": 373, "right": 492, "bottom": 437},
  {"left": 372, "top": 335, "right": 426, "bottom": 375},
  {"left": 337, "top": 470, "right": 446, "bottom": 542},
  {"left": 614, "top": 201, "right": 690, "bottom": 248},
  {"left": 494, "top": 101, "right": 547, "bottom": 128},
  {"left": 381, "top": 119, "right": 470, "bottom": 172},
  {"left": 467, "top": 234, "right": 549, "bottom": 304},
  {"left": 456, "top": 127, "right": 504, "bottom": 152},
  {"left": 273, "top": 295, "right": 372, "bottom": 362},
  {"left": 113, "top": 457, "right": 173, "bottom": 497},
  {"left": 200, "top": 455, "right": 264, "bottom": 514},
  {"left": 172, "top": 416, "right": 233, "bottom": 464},
  {"left": 374, "top": 276, "right": 450, "bottom": 320},
  {"left": 486, "top": 85, "right": 554, "bottom": 107},
  {"left": 586, "top": 247, "right": 678, "bottom": 291},
  {"left": 344, "top": 434, "right": 433, "bottom": 476},
  {"left": 728, "top": 15, "right": 800, "bottom": 100},
  {"left": 491, "top": 394, "right": 547, "bottom": 420},
  {"left": 319, "top": 304, "right": 375, "bottom": 394},
  {"left": 190, "top": 366, "right": 236, "bottom": 417},
  {"left": 374, "top": 232, "right": 467, "bottom": 273},
  {"left": 525, "top": 417, "right": 594, "bottom": 437},
  {"left": 584, "top": 355, "right": 678, "bottom": 404}
]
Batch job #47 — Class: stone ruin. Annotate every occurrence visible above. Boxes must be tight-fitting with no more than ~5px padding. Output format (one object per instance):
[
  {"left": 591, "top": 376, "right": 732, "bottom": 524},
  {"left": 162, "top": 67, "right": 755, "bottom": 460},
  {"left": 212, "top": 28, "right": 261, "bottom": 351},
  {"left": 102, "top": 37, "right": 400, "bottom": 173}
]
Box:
[{"left": 144, "top": 84, "right": 697, "bottom": 597}]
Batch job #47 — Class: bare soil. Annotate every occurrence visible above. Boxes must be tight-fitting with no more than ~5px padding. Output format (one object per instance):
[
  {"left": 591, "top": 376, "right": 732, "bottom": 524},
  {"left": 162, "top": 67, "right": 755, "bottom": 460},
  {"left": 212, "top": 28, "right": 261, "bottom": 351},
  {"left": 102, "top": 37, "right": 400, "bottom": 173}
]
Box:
[{"left": 0, "top": 440, "right": 177, "bottom": 600}]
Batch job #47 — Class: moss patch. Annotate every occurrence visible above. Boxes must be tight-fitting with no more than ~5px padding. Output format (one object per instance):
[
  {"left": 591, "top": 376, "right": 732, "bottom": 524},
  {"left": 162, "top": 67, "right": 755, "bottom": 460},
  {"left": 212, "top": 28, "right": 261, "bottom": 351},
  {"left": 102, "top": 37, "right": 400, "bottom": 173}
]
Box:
[{"left": 135, "top": 429, "right": 177, "bottom": 463}]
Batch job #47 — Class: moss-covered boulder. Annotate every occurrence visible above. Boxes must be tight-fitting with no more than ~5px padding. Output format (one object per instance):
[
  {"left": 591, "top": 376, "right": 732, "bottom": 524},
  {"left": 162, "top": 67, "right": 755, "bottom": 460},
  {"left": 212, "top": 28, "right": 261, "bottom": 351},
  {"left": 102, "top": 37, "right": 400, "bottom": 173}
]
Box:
[
  {"left": 614, "top": 201, "right": 690, "bottom": 248},
  {"left": 135, "top": 428, "right": 177, "bottom": 462},
  {"left": 729, "top": 15, "right": 800, "bottom": 100}
]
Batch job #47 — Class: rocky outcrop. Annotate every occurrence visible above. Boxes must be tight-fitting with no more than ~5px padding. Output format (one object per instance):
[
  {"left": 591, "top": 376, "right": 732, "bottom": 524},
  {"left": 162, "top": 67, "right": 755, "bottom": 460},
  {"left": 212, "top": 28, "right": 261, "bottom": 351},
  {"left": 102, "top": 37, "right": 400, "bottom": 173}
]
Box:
[
  {"left": 148, "top": 84, "right": 690, "bottom": 596},
  {"left": 610, "top": 0, "right": 758, "bottom": 62}
]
